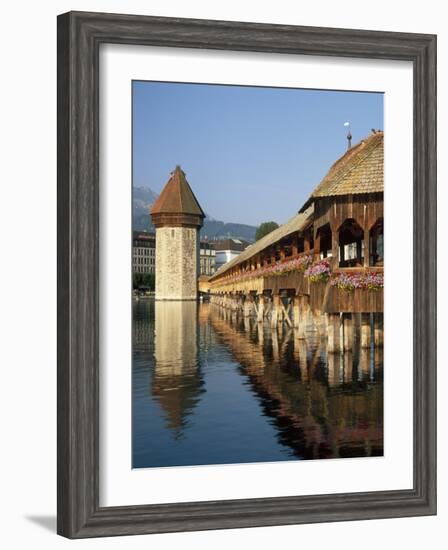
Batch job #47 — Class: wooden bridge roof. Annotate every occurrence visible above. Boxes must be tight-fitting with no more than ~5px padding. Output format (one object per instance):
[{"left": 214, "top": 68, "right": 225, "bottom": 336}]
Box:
[
  {"left": 299, "top": 131, "right": 383, "bottom": 211},
  {"left": 209, "top": 205, "right": 314, "bottom": 281}
]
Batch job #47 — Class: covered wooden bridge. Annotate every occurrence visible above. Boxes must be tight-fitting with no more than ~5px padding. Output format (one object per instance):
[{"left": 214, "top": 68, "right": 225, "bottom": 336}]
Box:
[{"left": 207, "top": 131, "right": 384, "bottom": 353}]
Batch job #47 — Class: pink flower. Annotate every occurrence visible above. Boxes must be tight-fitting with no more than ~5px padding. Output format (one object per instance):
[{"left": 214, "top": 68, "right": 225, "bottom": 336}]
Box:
[
  {"left": 330, "top": 270, "right": 383, "bottom": 291},
  {"left": 227, "top": 254, "right": 313, "bottom": 283},
  {"left": 304, "top": 258, "right": 331, "bottom": 283}
]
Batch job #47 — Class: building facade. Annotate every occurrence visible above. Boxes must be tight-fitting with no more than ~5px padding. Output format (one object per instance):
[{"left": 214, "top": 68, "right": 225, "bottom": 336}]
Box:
[
  {"left": 211, "top": 238, "right": 251, "bottom": 269},
  {"left": 132, "top": 231, "right": 156, "bottom": 274},
  {"left": 199, "top": 241, "right": 216, "bottom": 276},
  {"left": 150, "top": 166, "right": 205, "bottom": 300}
]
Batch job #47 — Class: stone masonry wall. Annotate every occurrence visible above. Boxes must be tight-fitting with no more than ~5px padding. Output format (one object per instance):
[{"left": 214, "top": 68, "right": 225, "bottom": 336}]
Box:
[{"left": 155, "top": 226, "right": 199, "bottom": 300}]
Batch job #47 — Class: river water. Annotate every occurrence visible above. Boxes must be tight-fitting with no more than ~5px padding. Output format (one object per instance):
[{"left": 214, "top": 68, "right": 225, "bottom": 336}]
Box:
[{"left": 133, "top": 299, "right": 383, "bottom": 469}]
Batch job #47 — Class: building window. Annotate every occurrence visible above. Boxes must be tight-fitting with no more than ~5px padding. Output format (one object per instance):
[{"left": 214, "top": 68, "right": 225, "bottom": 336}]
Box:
[
  {"left": 283, "top": 240, "right": 293, "bottom": 257},
  {"left": 370, "top": 218, "right": 384, "bottom": 266},
  {"left": 338, "top": 218, "right": 364, "bottom": 268},
  {"left": 274, "top": 246, "right": 281, "bottom": 262},
  {"left": 316, "top": 224, "right": 332, "bottom": 259}
]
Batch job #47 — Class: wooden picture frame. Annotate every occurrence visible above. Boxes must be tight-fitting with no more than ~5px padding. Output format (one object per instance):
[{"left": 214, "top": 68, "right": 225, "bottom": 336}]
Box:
[{"left": 57, "top": 11, "right": 437, "bottom": 538}]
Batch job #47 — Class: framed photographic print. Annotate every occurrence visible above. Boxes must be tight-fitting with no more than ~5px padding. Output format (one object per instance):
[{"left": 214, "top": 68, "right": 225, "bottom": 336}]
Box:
[{"left": 57, "top": 11, "right": 437, "bottom": 538}]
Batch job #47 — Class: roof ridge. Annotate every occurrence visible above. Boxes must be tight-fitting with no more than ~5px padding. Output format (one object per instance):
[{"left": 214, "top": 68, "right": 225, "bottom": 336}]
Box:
[
  {"left": 324, "top": 134, "right": 382, "bottom": 192},
  {"left": 299, "top": 132, "right": 383, "bottom": 211},
  {"left": 177, "top": 170, "right": 184, "bottom": 212},
  {"left": 209, "top": 206, "right": 314, "bottom": 280}
]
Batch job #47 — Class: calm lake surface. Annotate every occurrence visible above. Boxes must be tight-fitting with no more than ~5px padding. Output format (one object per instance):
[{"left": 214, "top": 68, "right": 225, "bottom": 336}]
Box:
[{"left": 132, "top": 299, "right": 383, "bottom": 469}]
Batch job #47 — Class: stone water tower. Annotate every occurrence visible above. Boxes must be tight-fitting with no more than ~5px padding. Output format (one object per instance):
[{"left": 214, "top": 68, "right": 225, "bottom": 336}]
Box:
[{"left": 150, "top": 166, "right": 205, "bottom": 300}]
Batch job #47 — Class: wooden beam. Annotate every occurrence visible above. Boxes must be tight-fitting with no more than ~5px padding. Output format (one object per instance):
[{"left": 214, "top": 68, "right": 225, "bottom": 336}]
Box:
[
  {"left": 271, "top": 294, "right": 280, "bottom": 327},
  {"left": 280, "top": 298, "right": 293, "bottom": 327},
  {"left": 343, "top": 313, "right": 353, "bottom": 351},
  {"left": 374, "top": 313, "right": 383, "bottom": 347},
  {"left": 331, "top": 225, "right": 338, "bottom": 264},
  {"left": 361, "top": 313, "right": 371, "bottom": 348},
  {"left": 327, "top": 313, "right": 341, "bottom": 353},
  {"left": 256, "top": 294, "right": 265, "bottom": 323},
  {"left": 364, "top": 229, "right": 370, "bottom": 267}
]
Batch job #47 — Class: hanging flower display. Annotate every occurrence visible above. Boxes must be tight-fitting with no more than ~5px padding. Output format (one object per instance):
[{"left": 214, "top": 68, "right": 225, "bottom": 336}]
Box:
[
  {"left": 263, "top": 254, "right": 313, "bottom": 277},
  {"left": 226, "top": 254, "right": 313, "bottom": 284},
  {"left": 304, "top": 258, "right": 331, "bottom": 283},
  {"left": 330, "top": 270, "right": 384, "bottom": 291},
  {"left": 222, "top": 254, "right": 383, "bottom": 291}
]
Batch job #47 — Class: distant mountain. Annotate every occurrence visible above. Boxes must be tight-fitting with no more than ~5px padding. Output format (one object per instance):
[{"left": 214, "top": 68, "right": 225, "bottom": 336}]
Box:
[
  {"left": 200, "top": 220, "right": 257, "bottom": 242},
  {"left": 133, "top": 186, "right": 159, "bottom": 218},
  {"left": 132, "top": 186, "right": 257, "bottom": 242}
]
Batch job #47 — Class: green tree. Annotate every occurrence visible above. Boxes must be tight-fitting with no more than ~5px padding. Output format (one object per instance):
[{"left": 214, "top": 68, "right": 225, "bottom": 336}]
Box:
[
  {"left": 255, "top": 221, "right": 279, "bottom": 241},
  {"left": 133, "top": 272, "right": 155, "bottom": 291}
]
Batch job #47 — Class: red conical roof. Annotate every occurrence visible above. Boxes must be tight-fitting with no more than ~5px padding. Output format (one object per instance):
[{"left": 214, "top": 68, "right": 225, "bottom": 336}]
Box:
[{"left": 151, "top": 166, "right": 205, "bottom": 218}]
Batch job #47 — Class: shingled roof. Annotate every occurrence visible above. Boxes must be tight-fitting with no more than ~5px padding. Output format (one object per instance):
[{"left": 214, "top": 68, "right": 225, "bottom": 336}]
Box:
[
  {"left": 151, "top": 166, "right": 205, "bottom": 217},
  {"left": 299, "top": 131, "right": 383, "bottom": 212},
  {"left": 209, "top": 206, "right": 314, "bottom": 281}
]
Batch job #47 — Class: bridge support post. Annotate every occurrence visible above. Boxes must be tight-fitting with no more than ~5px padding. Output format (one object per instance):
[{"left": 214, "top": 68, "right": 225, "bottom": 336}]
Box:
[
  {"left": 243, "top": 294, "right": 254, "bottom": 318},
  {"left": 294, "top": 338, "right": 308, "bottom": 382},
  {"left": 257, "top": 294, "right": 265, "bottom": 323},
  {"left": 327, "top": 352, "right": 342, "bottom": 386},
  {"left": 374, "top": 346, "right": 383, "bottom": 372},
  {"left": 278, "top": 295, "right": 285, "bottom": 324},
  {"left": 315, "top": 311, "right": 328, "bottom": 338},
  {"left": 293, "top": 295, "right": 309, "bottom": 339},
  {"left": 293, "top": 295, "right": 300, "bottom": 329},
  {"left": 281, "top": 295, "right": 293, "bottom": 327},
  {"left": 361, "top": 313, "right": 371, "bottom": 348},
  {"left": 343, "top": 313, "right": 353, "bottom": 351},
  {"left": 243, "top": 314, "right": 251, "bottom": 332},
  {"left": 271, "top": 294, "right": 280, "bottom": 328},
  {"left": 327, "top": 313, "right": 341, "bottom": 353},
  {"left": 360, "top": 347, "right": 370, "bottom": 377},
  {"left": 302, "top": 295, "right": 311, "bottom": 334},
  {"left": 343, "top": 351, "right": 353, "bottom": 383},
  {"left": 271, "top": 326, "right": 280, "bottom": 361},
  {"left": 237, "top": 294, "right": 244, "bottom": 314},
  {"left": 373, "top": 313, "right": 383, "bottom": 347}
]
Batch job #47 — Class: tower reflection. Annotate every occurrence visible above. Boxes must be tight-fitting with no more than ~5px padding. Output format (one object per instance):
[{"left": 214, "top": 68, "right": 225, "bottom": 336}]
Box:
[
  {"left": 133, "top": 300, "right": 383, "bottom": 467},
  {"left": 152, "top": 301, "right": 203, "bottom": 435}
]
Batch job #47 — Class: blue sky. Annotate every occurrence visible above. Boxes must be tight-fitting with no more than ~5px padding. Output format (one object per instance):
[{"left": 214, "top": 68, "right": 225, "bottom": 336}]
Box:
[{"left": 133, "top": 81, "right": 383, "bottom": 227}]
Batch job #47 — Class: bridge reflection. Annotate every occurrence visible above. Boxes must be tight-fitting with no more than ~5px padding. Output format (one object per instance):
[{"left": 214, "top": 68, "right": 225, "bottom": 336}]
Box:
[
  {"left": 134, "top": 302, "right": 383, "bottom": 464},
  {"left": 207, "top": 303, "right": 383, "bottom": 459}
]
